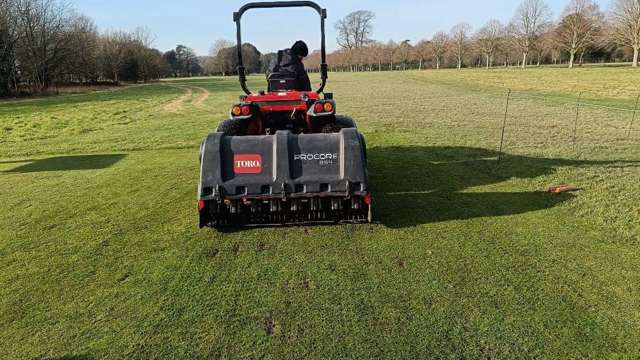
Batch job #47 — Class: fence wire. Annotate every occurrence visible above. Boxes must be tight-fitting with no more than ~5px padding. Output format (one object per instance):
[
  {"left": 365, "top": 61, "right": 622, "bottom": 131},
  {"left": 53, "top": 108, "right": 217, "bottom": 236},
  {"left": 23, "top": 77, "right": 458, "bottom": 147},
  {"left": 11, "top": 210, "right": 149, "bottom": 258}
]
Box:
[
  {"left": 344, "top": 78, "right": 639, "bottom": 162},
  {"left": 411, "top": 88, "right": 640, "bottom": 162}
]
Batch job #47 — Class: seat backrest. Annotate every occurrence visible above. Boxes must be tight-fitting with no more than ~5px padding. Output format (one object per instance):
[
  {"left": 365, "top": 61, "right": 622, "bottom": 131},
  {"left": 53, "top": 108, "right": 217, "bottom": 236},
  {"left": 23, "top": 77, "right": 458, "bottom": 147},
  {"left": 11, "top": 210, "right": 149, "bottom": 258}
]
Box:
[
  {"left": 268, "top": 71, "right": 297, "bottom": 92},
  {"left": 267, "top": 49, "right": 301, "bottom": 92}
]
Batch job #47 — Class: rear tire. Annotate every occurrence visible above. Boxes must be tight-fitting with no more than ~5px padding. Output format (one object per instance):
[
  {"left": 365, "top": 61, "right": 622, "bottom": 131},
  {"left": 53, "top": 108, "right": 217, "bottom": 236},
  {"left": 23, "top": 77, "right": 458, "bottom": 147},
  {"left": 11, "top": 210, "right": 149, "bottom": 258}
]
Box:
[
  {"left": 199, "top": 139, "right": 205, "bottom": 163},
  {"left": 336, "top": 115, "right": 356, "bottom": 129},
  {"left": 217, "top": 118, "right": 246, "bottom": 136},
  {"left": 359, "top": 133, "right": 367, "bottom": 163},
  {"left": 321, "top": 115, "right": 356, "bottom": 133}
]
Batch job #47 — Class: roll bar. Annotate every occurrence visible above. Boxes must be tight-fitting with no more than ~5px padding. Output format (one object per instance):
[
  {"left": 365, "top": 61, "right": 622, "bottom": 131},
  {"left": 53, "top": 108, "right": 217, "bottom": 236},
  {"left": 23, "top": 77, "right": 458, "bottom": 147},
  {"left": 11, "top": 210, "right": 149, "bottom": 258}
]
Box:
[{"left": 233, "top": 1, "right": 328, "bottom": 94}]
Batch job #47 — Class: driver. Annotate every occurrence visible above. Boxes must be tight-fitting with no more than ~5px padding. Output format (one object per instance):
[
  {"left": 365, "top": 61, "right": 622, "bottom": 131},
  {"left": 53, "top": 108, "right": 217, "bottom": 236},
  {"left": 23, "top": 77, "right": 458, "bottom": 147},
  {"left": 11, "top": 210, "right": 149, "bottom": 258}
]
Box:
[{"left": 268, "top": 40, "right": 312, "bottom": 91}]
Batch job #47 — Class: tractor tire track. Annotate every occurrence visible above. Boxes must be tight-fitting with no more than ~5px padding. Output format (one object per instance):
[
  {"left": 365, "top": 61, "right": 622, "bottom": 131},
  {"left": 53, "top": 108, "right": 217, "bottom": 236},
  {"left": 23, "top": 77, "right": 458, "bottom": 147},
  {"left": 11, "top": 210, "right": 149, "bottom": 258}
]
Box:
[
  {"left": 163, "top": 85, "right": 193, "bottom": 113},
  {"left": 191, "top": 86, "right": 210, "bottom": 108}
]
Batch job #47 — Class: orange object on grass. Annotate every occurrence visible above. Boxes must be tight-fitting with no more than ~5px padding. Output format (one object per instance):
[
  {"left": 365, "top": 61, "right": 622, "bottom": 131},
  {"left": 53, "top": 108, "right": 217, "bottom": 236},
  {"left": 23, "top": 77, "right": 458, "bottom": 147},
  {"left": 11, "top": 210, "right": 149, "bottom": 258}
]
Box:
[{"left": 547, "top": 185, "right": 579, "bottom": 194}]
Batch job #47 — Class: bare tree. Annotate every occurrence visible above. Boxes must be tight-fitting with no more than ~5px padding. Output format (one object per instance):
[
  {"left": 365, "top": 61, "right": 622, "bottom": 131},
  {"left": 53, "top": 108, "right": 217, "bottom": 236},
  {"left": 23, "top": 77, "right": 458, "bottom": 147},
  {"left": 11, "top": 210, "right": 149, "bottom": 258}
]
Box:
[
  {"left": 335, "top": 10, "right": 375, "bottom": 50},
  {"left": 610, "top": 0, "right": 640, "bottom": 67},
  {"left": 0, "top": 0, "right": 19, "bottom": 95},
  {"left": 413, "top": 40, "right": 430, "bottom": 70},
  {"left": 539, "top": 29, "right": 562, "bottom": 64},
  {"left": 204, "top": 39, "right": 234, "bottom": 75},
  {"left": 209, "top": 39, "right": 233, "bottom": 58},
  {"left": 352, "top": 46, "right": 367, "bottom": 71},
  {"left": 450, "top": 22, "right": 472, "bottom": 69},
  {"left": 555, "top": 0, "right": 603, "bottom": 68},
  {"left": 430, "top": 31, "right": 449, "bottom": 69},
  {"left": 204, "top": 39, "right": 232, "bottom": 74},
  {"left": 394, "top": 40, "right": 412, "bottom": 70},
  {"left": 2, "top": 0, "right": 167, "bottom": 93},
  {"left": 476, "top": 20, "right": 505, "bottom": 68},
  {"left": 64, "top": 15, "right": 99, "bottom": 82},
  {"left": 99, "top": 31, "right": 131, "bottom": 83},
  {"left": 14, "top": 0, "right": 74, "bottom": 90},
  {"left": 133, "top": 26, "right": 155, "bottom": 48},
  {"left": 368, "top": 41, "right": 386, "bottom": 71},
  {"left": 510, "top": 0, "right": 553, "bottom": 68},
  {"left": 503, "top": 40, "right": 523, "bottom": 66},
  {"left": 384, "top": 40, "right": 398, "bottom": 70},
  {"left": 213, "top": 46, "right": 236, "bottom": 75},
  {"left": 176, "top": 44, "right": 198, "bottom": 77},
  {"left": 130, "top": 26, "right": 159, "bottom": 82}
]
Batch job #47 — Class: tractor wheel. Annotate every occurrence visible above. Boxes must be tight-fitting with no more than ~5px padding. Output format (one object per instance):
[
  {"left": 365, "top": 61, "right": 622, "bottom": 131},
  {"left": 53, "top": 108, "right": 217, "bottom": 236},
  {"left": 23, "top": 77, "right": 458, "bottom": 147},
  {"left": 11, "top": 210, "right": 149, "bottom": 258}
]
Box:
[
  {"left": 199, "top": 139, "right": 205, "bottom": 163},
  {"left": 217, "top": 118, "right": 246, "bottom": 136},
  {"left": 336, "top": 115, "right": 357, "bottom": 129},
  {"left": 359, "top": 133, "right": 368, "bottom": 163},
  {"left": 321, "top": 115, "right": 356, "bottom": 133}
]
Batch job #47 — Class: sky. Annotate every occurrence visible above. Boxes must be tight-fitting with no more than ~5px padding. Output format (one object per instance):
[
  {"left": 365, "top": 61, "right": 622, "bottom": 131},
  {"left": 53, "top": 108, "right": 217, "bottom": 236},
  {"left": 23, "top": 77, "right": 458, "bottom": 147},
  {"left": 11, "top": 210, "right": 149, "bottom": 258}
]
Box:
[{"left": 72, "top": 0, "right": 613, "bottom": 56}]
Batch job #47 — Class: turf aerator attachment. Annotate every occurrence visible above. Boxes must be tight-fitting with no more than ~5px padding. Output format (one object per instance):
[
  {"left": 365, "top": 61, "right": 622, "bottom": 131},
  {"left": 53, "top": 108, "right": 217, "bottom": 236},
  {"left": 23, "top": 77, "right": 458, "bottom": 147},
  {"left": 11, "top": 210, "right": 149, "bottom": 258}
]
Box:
[{"left": 198, "top": 129, "right": 371, "bottom": 227}]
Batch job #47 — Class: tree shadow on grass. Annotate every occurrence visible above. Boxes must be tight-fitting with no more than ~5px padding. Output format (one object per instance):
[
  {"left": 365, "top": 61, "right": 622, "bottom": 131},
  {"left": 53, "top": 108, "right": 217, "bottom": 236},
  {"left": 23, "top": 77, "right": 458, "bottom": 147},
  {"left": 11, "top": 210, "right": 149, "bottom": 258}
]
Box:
[
  {"left": 369, "top": 146, "right": 639, "bottom": 228},
  {"left": 2, "top": 154, "right": 126, "bottom": 174}
]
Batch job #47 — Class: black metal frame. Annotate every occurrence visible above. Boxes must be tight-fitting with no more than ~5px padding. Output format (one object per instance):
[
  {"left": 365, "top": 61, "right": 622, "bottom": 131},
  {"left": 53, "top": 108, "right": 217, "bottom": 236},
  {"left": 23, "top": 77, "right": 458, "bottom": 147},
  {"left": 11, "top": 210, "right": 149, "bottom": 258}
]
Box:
[{"left": 233, "top": 1, "right": 328, "bottom": 95}]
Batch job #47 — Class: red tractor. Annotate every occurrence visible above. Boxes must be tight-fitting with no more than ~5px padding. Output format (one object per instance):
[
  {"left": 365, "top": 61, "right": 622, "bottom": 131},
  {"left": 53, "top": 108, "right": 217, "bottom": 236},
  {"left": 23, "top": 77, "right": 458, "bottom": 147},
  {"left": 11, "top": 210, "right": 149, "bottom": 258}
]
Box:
[{"left": 198, "top": 1, "right": 370, "bottom": 227}]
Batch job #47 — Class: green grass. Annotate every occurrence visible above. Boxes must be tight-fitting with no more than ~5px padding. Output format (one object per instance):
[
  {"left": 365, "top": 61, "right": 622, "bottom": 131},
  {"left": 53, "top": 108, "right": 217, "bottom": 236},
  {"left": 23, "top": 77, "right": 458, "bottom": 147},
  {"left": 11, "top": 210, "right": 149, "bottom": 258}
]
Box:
[
  {"left": 1, "top": 67, "right": 640, "bottom": 359},
  {"left": 425, "top": 67, "right": 640, "bottom": 98}
]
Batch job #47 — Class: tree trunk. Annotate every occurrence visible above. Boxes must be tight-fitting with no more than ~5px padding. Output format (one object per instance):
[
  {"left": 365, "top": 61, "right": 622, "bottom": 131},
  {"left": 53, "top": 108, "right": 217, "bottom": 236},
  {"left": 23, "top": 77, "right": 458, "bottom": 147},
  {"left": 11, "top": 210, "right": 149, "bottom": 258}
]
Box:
[
  {"left": 12, "top": 73, "right": 18, "bottom": 94},
  {"left": 568, "top": 51, "right": 575, "bottom": 69},
  {"left": 634, "top": 47, "right": 639, "bottom": 67},
  {"left": 458, "top": 57, "right": 462, "bottom": 70},
  {"left": 521, "top": 52, "right": 528, "bottom": 69},
  {"left": 436, "top": 58, "right": 440, "bottom": 69},
  {"left": 486, "top": 54, "right": 490, "bottom": 69},
  {"left": 418, "top": 58, "right": 422, "bottom": 70},
  {"left": 579, "top": 51, "right": 584, "bottom": 66}
]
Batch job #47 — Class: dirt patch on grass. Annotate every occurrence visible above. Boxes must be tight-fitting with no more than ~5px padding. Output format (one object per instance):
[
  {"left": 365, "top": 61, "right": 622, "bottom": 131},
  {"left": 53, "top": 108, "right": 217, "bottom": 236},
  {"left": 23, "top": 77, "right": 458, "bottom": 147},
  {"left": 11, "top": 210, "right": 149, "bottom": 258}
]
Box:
[
  {"left": 303, "top": 279, "right": 313, "bottom": 290},
  {"left": 117, "top": 272, "right": 131, "bottom": 282},
  {"left": 206, "top": 248, "right": 219, "bottom": 258},
  {"left": 191, "top": 86, "right": 210, "bottom": 108},
  {"left": 265, "top": 319, "right": 279, "bottom": 336},
  {"left": 257, "top": 241, "right": 269, "bottom": 252},
  {"left": 163, "top": 85, "right": 209, "bottom": 112},
  {"left": 164, "top": 86, "right": 193, "bottom": 113}
]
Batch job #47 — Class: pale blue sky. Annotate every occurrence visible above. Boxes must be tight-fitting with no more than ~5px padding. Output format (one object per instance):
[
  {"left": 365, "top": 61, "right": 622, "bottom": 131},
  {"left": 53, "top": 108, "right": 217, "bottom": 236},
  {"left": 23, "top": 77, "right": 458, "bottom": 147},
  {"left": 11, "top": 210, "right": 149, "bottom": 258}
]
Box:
[{"left": 73, "top": 0, "right": 612, "bottom": 56}]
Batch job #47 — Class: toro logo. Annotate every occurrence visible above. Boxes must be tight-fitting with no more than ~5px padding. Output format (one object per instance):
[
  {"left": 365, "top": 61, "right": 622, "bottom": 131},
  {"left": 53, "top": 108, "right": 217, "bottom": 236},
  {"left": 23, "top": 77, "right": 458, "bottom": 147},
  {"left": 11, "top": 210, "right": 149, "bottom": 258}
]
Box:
[{"left": 233, "top": 154, "right": 262, "bottom": 174}]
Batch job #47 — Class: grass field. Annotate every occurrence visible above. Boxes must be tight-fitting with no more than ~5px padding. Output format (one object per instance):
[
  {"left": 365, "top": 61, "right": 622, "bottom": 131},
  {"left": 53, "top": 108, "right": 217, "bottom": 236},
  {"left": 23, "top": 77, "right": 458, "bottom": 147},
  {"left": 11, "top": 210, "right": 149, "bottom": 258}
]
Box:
[{"left": 1, "top": 68, "right": 640, "bottom": 359}]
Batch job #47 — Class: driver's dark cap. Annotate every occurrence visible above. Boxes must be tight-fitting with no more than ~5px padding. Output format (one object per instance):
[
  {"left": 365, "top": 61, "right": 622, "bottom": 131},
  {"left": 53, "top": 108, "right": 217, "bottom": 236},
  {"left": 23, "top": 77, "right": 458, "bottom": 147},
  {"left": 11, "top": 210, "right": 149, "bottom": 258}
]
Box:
[{"left": 292, "top": 40, "right": 309, "bottom": 57}]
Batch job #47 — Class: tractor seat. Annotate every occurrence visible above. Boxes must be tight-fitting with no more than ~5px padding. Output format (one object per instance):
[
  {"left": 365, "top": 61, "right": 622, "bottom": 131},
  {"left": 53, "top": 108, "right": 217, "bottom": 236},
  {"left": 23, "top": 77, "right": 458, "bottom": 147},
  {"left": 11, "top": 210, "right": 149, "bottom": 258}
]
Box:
[{"left": 267, "top": 71, "right": 297, "bottom": 92}]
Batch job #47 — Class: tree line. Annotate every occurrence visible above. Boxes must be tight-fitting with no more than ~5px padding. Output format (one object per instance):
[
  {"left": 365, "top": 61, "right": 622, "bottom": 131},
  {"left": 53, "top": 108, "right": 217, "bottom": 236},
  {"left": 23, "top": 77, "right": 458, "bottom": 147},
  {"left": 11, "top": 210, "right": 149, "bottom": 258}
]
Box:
[
  {"left": 0, "top": 0, "right": 178, "bottom": 96},
  {"left": 0, "top": 0, "right": 271, "bottom": 97},
  {"left": 200, "top": 39, "right": 271, "bottom": 76},
  {"left": 304, "top": 0, "right": 640, "bottom": 71},
  {"left": 2, "top": 0, "right": 638, "bottom": 98}
]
